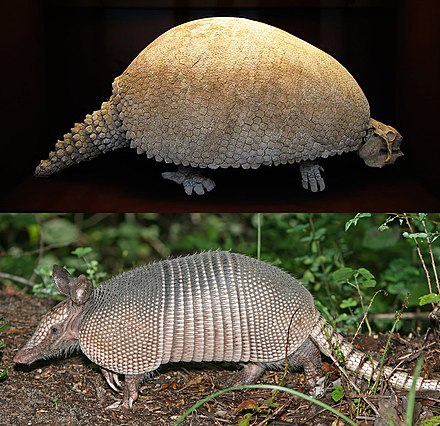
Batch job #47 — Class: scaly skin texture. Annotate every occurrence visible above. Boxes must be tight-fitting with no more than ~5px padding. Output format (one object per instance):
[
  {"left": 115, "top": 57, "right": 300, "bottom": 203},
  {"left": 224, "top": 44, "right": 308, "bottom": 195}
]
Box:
[
  {"left": 34, "top": 17, "right": 402, "bottom": 194},
  {"left": 119, "top": 17, "right": 369, "bottom": 168},
  {"left": 15, "top": 252, "right": 436, "bottom": 410}
]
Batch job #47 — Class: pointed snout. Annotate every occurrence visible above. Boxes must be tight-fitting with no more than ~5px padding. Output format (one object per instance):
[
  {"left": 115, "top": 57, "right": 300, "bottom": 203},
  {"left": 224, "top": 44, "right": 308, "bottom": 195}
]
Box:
[{"left": 13, "top": 349, "right": 37, "bottom": 365}]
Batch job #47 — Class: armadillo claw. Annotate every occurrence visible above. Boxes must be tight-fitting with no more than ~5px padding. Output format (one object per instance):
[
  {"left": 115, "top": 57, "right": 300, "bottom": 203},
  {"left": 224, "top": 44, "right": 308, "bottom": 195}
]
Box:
[
  {"left": 121, "top": 373, "right": 143, "bottom": 410},
  {"left": 105, "top": 400, "right": 122, "bottom": 410},
  {"left": 101, "top": 367, "right": 122, "bottom": 392},
  {"left": 162, "top": 166, "right": 216, "bottom": 195},
  {"left": 114, "top": 375, "right": 122, "bottom": 388},
  {"left": 311, "top": 376, "right": 326, "bottom": 398},
  {"left": 299, "top": 161, "right": 325, "bottom": 192},
  {"left": 121, "top": 396, "right": 135, "bottom": 410}
]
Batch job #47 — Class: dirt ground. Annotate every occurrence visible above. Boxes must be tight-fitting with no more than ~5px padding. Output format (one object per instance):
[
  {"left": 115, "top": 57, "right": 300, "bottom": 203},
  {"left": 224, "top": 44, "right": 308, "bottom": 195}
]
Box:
[{"left": 1, "top": 288, "right": 439, "bottom": 426}]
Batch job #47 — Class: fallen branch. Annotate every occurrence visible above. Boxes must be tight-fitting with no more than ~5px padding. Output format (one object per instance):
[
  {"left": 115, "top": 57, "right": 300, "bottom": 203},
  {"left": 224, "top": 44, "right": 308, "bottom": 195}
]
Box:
[
  {"left": 0, "top": 272, "right": 34, "bottom": 287},
  {"left": 368, "top": 312, "right": 431, "bottom": 321}
]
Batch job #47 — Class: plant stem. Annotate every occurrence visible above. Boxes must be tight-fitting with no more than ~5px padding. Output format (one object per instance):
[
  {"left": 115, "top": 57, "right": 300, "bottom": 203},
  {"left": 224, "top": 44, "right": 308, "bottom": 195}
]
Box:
[
  {"left": 405, "top": 356, "right": 424, "bottom": 426},
  {"left": 0, "top": 272, "right": 34, "bottom": 287},
  {"left": 172, "top": 384, "right": 359, "bottom": 426},
  {"left": 404, "top": 215, "right": 433, "bottom": 297},
  {"left": 354, "top": 275, "right": 372, "bottom": 336},
  {"left": 421, "top": 218, "right": 440, "bottom": 294}
]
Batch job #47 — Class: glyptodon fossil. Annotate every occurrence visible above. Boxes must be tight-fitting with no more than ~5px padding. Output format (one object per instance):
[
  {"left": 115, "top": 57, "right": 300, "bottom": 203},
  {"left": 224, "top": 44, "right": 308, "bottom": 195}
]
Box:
[{"left": 35, "top": 17, "right": 403, "bottom": 194}]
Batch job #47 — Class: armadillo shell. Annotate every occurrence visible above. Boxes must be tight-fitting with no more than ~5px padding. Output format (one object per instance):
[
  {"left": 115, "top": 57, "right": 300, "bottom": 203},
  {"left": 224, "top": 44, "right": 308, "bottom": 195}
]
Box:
[
  {"left": 79, "top": 251, "right": 317, "bottom": 375},
  {"left": 116, "top": 17, "right": 370, "bottom": 169}
]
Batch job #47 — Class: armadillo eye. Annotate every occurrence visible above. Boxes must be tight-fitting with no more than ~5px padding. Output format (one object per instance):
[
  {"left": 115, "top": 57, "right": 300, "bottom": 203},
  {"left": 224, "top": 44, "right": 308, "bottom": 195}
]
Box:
[{"left": 51, "top": 326, "right": 60, "bottom": 334}]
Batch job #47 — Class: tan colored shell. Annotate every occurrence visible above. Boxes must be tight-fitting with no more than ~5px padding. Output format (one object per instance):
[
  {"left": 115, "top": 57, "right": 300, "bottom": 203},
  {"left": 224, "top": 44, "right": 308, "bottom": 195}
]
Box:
[{"left": 115, "top": 16, "right": 370, "bottom": 169}]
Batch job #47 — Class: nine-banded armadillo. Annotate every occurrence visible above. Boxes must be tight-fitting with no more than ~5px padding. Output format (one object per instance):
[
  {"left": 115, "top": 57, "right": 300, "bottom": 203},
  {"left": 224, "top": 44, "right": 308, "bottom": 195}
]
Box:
[
  {"left": 35, "top": 17, "right": 403, "bottom": 195},
  {"left": 14, "top": 251, "right": 439, "bottom": 410}
]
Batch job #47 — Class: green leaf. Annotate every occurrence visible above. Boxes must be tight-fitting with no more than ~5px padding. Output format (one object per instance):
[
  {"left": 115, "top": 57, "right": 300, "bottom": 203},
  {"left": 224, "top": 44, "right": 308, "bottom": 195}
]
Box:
[
  {"left": 420, "top": 416, "right": 440, "bottom": 426},
  {"left": 238, "top": 413, "right": 253, "bottom": 426},
  {"left": 378, "top": 215, "right": 399, "bottom": 231},
  {"left": 345, "top": 213, "right": 371, "bottom": 231},
  {"left": 402, "top": 232, "right": 428, "bottom": 240},
  {"left": 42, "top": 218, "right": 79, "bottom": 245},
  {"left": 0, "top": 368, "right": 8, "bottom": 380},
  {"left": 332, "top": 267, "right": 354, "bottom": 283},
  {"left": 27, "top": 223, "right": 40, "bottom": 244},
  {"left": 356, "top": 268, "right": 377, "bottom": 288},
  {"left": 419, "top": 293, "right": 440, "bottom": 305},
  {"left": 302, "top": 269, "right": 315, "bottom": 283},
  {"left": 262, "top": 396, "right": 279, "bottom": 408},
  {"left": 313, "top": 228, "right": 326, "bottom": 240},
  {"left": 71, "top": 247, "right": 93, "bottom": 257},
  {"left": 361, "top": 279, "right": 377, "bottom": 288},
  {"left": 340, "top": 298, "right": 358, "bottom": 309},
  {"left": 357, "top": 268, "right": 375, "bottom": 280},
  {"left": 331, "top": 385, "right": 344, "bottom": 402}
]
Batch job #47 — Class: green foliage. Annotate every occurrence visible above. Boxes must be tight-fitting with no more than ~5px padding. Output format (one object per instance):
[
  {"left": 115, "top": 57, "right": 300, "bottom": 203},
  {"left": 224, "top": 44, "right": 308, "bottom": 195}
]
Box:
[
  {"left": 331, "top": 385, "right": 344, "bottom": 402},
  {"left": 42, "top": 218, "right": 79, "bottom": 245},
  {"left": 420, "top": 416, "right": 440, "bottom": 426},
  {"left": 344, "top": 213, "right": 440, "bottom": 315},
  {"left": 419, "top": 293, "right": 440, "bottom": 305},
  {"left": 0, "top": 213, "right": 438, "bottom": 333},
  {"left": 405, "top": 356, "right": 424, "bottom": 426},
  {"left": 172, "top": 384, "right": 359, "bottom": 426},
  {"left": 238, "top": 413, "right": 253, "bottom": 426},
  {"left": 345, "top": 213, "right": 372, "bottom": 231}
]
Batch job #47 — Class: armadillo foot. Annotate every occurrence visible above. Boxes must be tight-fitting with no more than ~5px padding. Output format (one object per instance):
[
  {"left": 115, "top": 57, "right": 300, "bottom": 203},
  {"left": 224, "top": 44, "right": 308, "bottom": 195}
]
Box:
[
  {"left": 162, "top": 166, "right": 216, "bottom": 195},
  {"left": 299, "top": 161, "right": 325, "bottom": 192},
  {"left": 219, "top": 363, "right": 266, "bottom": 388},
  {"left": 121, "top": 374, "right": 144, "bottom": 410},
  {"left": 287, "top": 337, "right": 323, "bottom": 391},
  {"left": 311, "top": 376, "right": 326, "bottom": 398},
  {"left": 101, "top": 367, "right": 122, "bottom": 392}
]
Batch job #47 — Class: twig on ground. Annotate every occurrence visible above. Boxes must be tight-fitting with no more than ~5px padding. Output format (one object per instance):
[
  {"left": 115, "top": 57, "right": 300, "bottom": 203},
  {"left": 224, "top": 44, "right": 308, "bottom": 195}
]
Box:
[{"left": 0, "top": 272, "right": 34, "bottom": 287}]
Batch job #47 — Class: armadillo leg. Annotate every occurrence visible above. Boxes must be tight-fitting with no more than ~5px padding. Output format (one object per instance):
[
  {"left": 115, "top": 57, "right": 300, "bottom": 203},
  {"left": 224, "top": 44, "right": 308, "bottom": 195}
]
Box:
[
  {"left": 161, "top": 166, "right": 216, "bottom": 195},
  {"left": 100, "top": 367, "right": 122, "bottom": 392},
  {"left": 287, "top": 337, "right": 323, "bottom": 389},
  {"left": 299, "top": 161, "right": 325, "bottom": 192},
  {"left": 35, "top": 97, "right": 128, "bottom": 177},
  {"left": 224, "top": 363, "right": 266, "bottom": 388},
  {"left": 122, "top": 373, "right": 144, "bottom": 410}
]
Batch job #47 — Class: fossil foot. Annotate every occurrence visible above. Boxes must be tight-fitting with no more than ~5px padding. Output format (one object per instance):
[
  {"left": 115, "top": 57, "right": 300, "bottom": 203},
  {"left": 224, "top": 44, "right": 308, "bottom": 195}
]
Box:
[
  {"left": 299, "top": 161, "right": 325, "bottom": 192},
  {"left": 162, "top": 166, "right": 216, "bottom": 195}
]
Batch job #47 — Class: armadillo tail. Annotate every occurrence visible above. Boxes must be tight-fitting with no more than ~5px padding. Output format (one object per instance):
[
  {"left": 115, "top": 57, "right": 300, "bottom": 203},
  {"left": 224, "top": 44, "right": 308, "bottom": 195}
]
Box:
[
  {"left": 35, "top": 98, "right": 128, "bottom": 177},
  {"left": 311, "top": 315, "right": 440, "bottom": 392}
]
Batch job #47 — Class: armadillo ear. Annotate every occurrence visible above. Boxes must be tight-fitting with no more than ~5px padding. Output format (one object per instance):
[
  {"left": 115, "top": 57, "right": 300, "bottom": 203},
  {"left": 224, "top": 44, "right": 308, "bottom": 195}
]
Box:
[
  {"left": 52, "top": 265, "right": 72, "bottom": 297},
  {"left": 71, "top": 274, "right": 93, "bottom": 305}
]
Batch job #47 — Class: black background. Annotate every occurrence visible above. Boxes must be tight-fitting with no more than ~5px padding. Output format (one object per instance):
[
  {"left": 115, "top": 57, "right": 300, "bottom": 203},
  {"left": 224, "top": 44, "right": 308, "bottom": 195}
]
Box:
[{"left": 2, "top": 0, "right": 439, "bottom": 211}]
